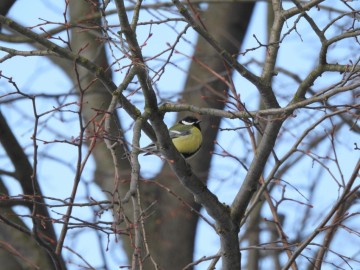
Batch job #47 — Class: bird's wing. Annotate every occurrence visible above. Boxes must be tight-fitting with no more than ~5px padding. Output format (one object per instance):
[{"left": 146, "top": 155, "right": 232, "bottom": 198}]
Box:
[{"left": 169, "top": 129, "right": 191, "bottom": 139}]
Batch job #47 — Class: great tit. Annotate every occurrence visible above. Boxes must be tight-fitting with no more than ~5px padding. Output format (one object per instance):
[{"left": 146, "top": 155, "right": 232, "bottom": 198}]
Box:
[{"left": 143, "top": 116, "right": 202, "bottom": 158}]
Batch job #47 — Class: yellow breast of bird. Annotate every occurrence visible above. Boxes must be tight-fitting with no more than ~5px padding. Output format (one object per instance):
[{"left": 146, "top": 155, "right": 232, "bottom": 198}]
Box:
[{"left": 172, "top": 128, "right": 202, "bottom": 154}]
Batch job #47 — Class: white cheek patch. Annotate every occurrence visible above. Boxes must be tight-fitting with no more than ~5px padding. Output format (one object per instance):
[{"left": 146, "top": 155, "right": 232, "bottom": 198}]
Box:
[{"left": 181, "top": 120, "right": 194, "bottom": 125}]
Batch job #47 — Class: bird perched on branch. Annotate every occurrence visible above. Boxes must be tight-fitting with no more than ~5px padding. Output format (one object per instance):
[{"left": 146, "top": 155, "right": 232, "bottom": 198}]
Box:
[{"left": 142, "top": 116, "right": 202, "bottom": 159}]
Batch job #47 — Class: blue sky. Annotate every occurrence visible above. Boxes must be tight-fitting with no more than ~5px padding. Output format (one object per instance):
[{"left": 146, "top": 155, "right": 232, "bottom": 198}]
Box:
[{"left": 1, "top": 1, "right": 359, "bottom": 269}]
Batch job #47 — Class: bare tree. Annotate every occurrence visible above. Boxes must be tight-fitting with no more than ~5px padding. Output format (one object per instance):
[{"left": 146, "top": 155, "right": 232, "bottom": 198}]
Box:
[{"left": 0, "top": 0, "right": 359, "bottom": 270}]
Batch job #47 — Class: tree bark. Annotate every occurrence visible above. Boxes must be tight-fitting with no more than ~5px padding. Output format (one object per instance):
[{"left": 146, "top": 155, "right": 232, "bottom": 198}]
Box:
[
  {"left": 68, "top": 0, "right": 135, "bottom": 259},
  {"left": 144, "top": 3, "right": 255, "bottom": 269}
]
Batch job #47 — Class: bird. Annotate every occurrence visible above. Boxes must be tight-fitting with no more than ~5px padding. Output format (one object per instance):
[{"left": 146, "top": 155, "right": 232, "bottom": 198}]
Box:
[{"left": 142, "top": 116, "right": 202, "bottom": 159}]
